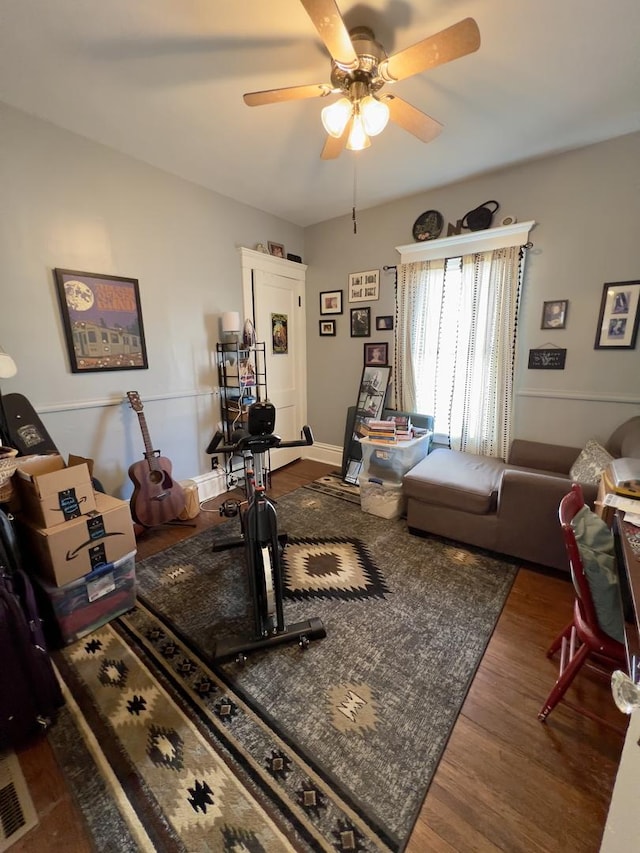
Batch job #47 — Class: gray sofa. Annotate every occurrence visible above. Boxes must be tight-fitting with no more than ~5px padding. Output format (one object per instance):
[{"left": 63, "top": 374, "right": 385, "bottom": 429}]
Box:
[{"left": 402, "top": 417, "right": 640, "bottom": 572}]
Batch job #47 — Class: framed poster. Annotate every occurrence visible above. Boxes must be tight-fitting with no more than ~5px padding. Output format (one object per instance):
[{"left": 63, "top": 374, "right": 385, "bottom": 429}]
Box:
[
  {"left": 271, "top": 313, "right": 288, "bottom": 353},
  {"left": 54, "top": 269, "right": 148, "bottom": 373},
  {"left": 594, "top": 281, "right": 640, "bottom": 349}
]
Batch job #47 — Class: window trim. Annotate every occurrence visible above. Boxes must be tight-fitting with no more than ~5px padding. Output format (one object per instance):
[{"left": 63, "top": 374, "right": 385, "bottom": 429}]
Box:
[{"left": 395, "top": 220, "right": 535, "bottom": 264}]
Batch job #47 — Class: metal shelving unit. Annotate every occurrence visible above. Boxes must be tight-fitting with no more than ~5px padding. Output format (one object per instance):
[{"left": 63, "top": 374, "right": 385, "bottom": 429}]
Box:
[{"left": 216, "top": 341, "right": 268, "bottom": 488}]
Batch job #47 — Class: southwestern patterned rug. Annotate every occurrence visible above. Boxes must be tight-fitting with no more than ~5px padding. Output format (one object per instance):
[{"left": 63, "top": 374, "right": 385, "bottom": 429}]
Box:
[{"left": 50, "top": 489, "right": 518, "bottom": 852}]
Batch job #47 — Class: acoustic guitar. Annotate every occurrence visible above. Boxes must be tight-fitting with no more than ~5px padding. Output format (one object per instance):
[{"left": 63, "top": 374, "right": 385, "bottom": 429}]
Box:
[{"left": 126, "top": 391, "right": 186, "bottom": 528}]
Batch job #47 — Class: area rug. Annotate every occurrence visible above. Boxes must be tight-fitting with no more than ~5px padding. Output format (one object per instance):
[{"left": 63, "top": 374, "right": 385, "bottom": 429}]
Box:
[
  {"left": 51, "top": 489, "right": 518, "bottom": 852},
  {"left": 302, "top": 470, "right": 360, "bottom": 504}
]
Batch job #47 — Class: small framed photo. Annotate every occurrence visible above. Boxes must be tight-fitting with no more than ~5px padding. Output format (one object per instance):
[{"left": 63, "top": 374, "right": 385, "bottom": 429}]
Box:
[
  {"left": 319, "top": 319, "right": 336, "bottom": 336},
  {"left": 541, "top": 300, "right": 568, "bottom": 330},
  {"left": 350, "top": 307, "right": 371, "bottom": 337},
  {"left": 376, "top": 315, "right": 394, "bottom": 331},
  {"left": 594, "top": 280, "right": 640, "bottom": 349},
  {"left": 320, "top": 290, "right": 343, "bottom": 315},
  {"left": 348, "top": 269, "right": 380, "bottom": 302},
  {"left": 364, "top": 342, "right": 389, "bottom": 366},
  {"left": 268, "top": 241, "right": 285, "bottom": 259}
]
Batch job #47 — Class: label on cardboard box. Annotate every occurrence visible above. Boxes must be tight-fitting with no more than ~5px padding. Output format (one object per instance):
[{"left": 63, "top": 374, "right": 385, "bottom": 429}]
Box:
[
  {"left": 15, "top": 454, "right": 97, "bottom": 528},
  {"left": 23, "top": 492, "right": 136, "bottom": 586}
]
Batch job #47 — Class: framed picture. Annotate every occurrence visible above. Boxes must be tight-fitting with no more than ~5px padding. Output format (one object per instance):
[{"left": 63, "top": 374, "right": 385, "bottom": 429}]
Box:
[
  {"left": 376, "top": 315, "right": 394, "bottom": 331},
  {"left": 364, "top": 342, "right": 389, "bottom": 366},
  {"left": 343, "top": 364, "right": 393, "bottom": 483},
  {"left": 541, "top": 300, "right": 568, "bottom": 330},
  {"left": 54, "top": 268, "right": 148, "bottom": 373},
  {"left": 320, "top": 290, "right": 343, "bottom": 315},
  {"left": 594, "top": 280, "right": 640, "bottom": 349},
  {"left": 319, "top": 319, "right": 336, "bottom": 336},
  {"left": 350, "top": 307, "right": 371, "bottom": 337},
  {"left": 271, "top": 312, "right": 288, "bottom": 353},
  {"left": 268, "top": 241, "right": 285, "bottom": 259},
  {"left": 348, "top": 269, "right": 380, "bottom": 302}
]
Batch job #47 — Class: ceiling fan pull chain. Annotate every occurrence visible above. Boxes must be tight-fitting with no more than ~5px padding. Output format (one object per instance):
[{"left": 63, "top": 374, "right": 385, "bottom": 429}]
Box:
[{"left": 352, "top": 155, "right": 358, "bottom": 234}]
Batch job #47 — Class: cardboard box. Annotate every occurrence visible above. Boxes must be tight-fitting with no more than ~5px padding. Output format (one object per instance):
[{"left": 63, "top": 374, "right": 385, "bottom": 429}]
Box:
[
  {"left": 22, "top": 492, "right": 136, "bottom": 586},
  {"left": 34, "top": 551, "right": 137, "bottom": 646},
  {"left": 14, "top": 453, "right": 96, "bottom": 528}
]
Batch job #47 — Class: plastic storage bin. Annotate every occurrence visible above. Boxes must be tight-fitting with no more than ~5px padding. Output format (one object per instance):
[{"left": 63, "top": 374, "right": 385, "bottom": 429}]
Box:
[
  {"left": 360, "top": 434, "right": 431, "bottom": 484},
  {"left": 360, "top": 480, "right": 406, "bottom": 519},
  {"left": 34, "top": 551, "right": 137, "bottom": 646}
]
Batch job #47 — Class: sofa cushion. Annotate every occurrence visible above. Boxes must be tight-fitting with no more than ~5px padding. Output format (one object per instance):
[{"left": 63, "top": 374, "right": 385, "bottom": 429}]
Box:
[
  {"left": 570, "top": 504, "right": 625, "bottom": 644},
  {"left": 403, "top": 448, "right": 506, "bottom": 515},
  {"left": 569, "top": 439, "right": 614, "bottom": 485}
]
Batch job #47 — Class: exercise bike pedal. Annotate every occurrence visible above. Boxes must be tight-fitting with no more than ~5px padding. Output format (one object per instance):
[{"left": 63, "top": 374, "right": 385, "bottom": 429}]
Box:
[{"left": 219, "top": 499, "right": 241, "bottom": 518}]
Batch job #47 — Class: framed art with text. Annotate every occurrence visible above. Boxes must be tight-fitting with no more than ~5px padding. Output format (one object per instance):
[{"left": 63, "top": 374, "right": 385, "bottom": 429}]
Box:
[
  {"left": 348, "top": 269, "right": 380, "bottom": 302},
  {"left": 54, "top": 268, "right": 148, "bottom": 373},
  {"left": 594, "top": 280, "right": 640, "bottom": 349}
]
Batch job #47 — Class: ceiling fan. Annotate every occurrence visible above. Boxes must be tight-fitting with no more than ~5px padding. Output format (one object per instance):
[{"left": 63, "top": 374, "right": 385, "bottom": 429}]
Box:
[{"left": 243, "top": 0, "right": 480, "bottom": 159}]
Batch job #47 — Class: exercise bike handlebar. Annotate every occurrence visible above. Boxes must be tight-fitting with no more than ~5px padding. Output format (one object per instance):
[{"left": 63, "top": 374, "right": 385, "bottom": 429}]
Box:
[{"left": 208, "top": 425, "right": 313, "bottom": 457}]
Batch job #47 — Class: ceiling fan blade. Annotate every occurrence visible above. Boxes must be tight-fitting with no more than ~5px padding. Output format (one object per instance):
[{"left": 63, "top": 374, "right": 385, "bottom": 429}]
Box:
[
  {"left": 321, "top": 121, "right": 350, "bottom": 160},
  {"left": 380, "top": 17, "right": 480, "bottom": 82},
  {"left": 381, "top": 95, "right": 443, "bottom": 143},
  {"left": 299, "top": 0, "right": 358, "bottom": 70},
  {"left": 243, "top": 83, "right": 334, "bottom": 106}
]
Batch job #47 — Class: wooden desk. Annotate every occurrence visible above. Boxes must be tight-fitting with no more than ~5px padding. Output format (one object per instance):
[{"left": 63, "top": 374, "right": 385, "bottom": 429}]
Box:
[{"left": 613, "top": 511, "right": 640, "bottom": 681}]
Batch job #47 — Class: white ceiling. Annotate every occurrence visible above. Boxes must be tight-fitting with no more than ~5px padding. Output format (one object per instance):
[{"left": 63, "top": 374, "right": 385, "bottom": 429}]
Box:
[{"left": 1, "top": 1, "right": 639, "bottom": 227}]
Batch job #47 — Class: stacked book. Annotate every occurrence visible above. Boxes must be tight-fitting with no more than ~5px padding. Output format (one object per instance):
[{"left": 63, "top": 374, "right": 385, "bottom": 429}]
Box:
[
  {"left": 387, "top": 415, "right": 413, "bottom": 441},
  {"left": 361, "top": 419, "right": 397, "bottom": 443}
]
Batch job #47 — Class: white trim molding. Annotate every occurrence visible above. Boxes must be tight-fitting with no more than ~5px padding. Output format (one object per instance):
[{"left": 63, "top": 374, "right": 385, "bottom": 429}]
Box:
[
  {"left": 36, "top": 388, "right": 218, "bottom": 415},
  {"left": 518, "top": 388, "right": 640, "bottom": 405},
  {"left": 396, "top": 221, "right": 535, "bottom": 263}
]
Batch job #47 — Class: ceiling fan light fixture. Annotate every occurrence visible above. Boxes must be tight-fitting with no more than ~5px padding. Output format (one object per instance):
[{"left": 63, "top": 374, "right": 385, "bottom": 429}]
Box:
[
  {"left": 321, "top": 97, "right": 353, "bottom": 138},
  {"left": 360, "top": 95, "right": 389, "bottom": 136},
  {"left": 346, "top": 113, "right": 370, "bottom": 151}
]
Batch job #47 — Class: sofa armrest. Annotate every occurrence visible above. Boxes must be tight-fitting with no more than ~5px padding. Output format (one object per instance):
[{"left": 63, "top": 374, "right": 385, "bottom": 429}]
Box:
[
  {"left": 508, "top": 439, "right": 582, "bottom": 475},
  {"left": 496, "top": 470, "right": 579, "bottom": 570}
]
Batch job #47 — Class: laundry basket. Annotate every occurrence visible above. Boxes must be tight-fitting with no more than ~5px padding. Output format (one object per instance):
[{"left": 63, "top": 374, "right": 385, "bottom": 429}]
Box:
[{"left": 0, "top": 447, "right": 19, "bottom": 503}]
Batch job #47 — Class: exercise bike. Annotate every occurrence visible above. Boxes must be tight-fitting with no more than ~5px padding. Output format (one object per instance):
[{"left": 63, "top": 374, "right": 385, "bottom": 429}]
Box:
[{"left": 207, "top": 401, "right": 326, "bottom": 664}]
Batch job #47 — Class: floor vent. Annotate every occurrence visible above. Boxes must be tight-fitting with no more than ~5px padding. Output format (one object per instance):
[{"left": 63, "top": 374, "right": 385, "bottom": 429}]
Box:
[{"left": 0, "top": 751, "right": 38, "bottom": 852}]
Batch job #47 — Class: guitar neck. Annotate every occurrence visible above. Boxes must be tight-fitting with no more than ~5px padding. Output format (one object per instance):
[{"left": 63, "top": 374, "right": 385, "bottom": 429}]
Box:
[{"left": 135, "top": 412, "right": 157, "bottom": 461}]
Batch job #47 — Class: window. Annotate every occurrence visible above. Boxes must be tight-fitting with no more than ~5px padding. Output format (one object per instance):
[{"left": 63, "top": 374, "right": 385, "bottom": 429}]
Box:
[{"left": 395, "top": 222, "right": 533, "bottom": 458}]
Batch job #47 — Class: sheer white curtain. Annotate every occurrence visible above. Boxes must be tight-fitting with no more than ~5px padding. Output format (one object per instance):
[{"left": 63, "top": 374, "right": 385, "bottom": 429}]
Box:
[{"left": 394, "top": 245, "right": 525, "bottom": 459}]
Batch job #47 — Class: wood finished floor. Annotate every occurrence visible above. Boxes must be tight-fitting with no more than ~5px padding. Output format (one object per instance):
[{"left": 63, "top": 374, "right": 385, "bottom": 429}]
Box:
[{"left": 12, "top": 459, "right": 625, "bottom": 853}]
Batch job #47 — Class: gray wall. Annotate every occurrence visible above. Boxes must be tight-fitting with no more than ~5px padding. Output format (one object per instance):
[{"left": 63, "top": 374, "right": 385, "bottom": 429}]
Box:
[
  {"left": 2, "top": 100, "right": 639, "bottom": 498},
  {"left": 0, "top": 102, "right": 304, "bottom": 496},
  {"left": 304, "top": 131, "right": 640, "bottom": 450}
]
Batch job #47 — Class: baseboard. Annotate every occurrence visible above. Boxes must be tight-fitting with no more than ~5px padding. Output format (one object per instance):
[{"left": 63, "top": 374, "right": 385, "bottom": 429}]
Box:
[
  {"left": 189, "top": 470, "right": 227, "bottom": 502},
  {"left": 305, "top": 442, "right": 342, "bottom": 469}
]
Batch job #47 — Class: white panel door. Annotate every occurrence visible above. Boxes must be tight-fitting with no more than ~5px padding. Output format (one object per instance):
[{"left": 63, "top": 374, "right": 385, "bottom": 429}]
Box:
[{"left": 251, "top": 266, "right": 307, "bottom": 470}]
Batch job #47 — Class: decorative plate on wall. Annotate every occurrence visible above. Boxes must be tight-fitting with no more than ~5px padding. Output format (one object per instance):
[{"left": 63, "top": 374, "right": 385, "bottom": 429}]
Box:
[{"left": 412, "top": 210, "right": 444, "bottom": 242}]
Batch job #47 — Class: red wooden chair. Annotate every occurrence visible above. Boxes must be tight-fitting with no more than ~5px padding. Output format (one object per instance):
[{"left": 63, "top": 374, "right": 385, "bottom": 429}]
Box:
[{"left": 538, "top": 483, "right": 627, "bottom": 726}]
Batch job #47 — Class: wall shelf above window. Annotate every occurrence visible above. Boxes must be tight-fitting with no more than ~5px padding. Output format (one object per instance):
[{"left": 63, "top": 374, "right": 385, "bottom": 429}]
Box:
[{"left": 396, "top": 220, "right": 536, "bottom": 264}]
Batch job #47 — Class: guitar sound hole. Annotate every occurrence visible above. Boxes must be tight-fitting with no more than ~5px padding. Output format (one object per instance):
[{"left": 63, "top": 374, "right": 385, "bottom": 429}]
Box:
[{"left": 150, "top": 470, "right": 164, "bottom": 485}]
